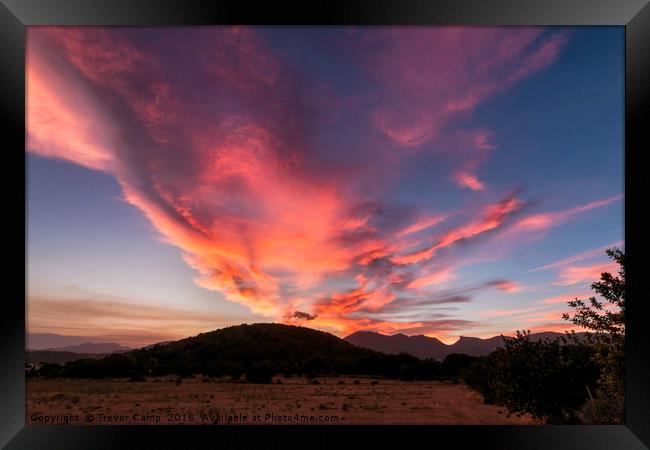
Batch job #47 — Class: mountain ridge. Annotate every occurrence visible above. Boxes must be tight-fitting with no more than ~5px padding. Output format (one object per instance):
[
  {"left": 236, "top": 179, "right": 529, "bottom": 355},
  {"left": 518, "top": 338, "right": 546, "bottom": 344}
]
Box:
[
  {"left": 44, "top": 342, "right": 130, "bottom": 354},
  {"left": 344, "top": 330, "right": 587, "bottom": 359}
]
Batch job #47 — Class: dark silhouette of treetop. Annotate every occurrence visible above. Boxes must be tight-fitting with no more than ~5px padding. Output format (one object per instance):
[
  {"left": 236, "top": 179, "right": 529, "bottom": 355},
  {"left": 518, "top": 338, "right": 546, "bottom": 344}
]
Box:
[{"left": 562, "top": 248, "right": 625, "bottom": 338}]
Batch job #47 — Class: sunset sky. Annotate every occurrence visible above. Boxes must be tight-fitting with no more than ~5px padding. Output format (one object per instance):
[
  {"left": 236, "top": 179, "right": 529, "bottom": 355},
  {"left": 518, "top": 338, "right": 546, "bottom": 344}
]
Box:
[{"left": 26, "top": 26, "right": 623, "bottom": 347}]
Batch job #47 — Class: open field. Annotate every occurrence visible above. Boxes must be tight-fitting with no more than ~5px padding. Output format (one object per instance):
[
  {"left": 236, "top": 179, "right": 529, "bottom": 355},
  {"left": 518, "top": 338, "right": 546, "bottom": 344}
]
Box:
[{"left": 27, "top": 377, "right": 535, "bottom": 425}]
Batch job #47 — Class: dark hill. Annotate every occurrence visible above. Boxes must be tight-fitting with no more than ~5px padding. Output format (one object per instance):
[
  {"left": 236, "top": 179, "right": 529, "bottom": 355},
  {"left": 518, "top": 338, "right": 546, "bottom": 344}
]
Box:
[{"left": 54, "top": 323, "right": 420, "bottom": 379}]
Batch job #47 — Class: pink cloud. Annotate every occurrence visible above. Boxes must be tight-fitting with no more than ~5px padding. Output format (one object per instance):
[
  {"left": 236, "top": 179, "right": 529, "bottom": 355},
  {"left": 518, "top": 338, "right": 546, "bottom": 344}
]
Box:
[
  {"left": 397, "top": 215, "right": 446, "bottom": 236},
  {"left": 555, "top": 262, "right": 619, "bottom": 286},
  {"left": 538, "top": 292, "right": 593, "bottom": 304},
  {"left": 455, "top": 171, "right": 486, "bottom": 191},
  {"left": 487, "top": 280, "right": 522, "bottom": 293},
  {"left": 407, "top": 267, "right": 456, "bottom": 289},
  {"left": 480, "top": 306, "right": 541, "bottom": 318},
  {"left": 357, "top": 28, "right": 569, "bottom": 194},
  {"left": 450, "top": 129, "right": 495, "bottom": 191},
  {"left": 513, "top": 195, "right": 622, "bottom": 233},
  {"left": 392, "top": 194, "right": 522, "bottom": 265}
]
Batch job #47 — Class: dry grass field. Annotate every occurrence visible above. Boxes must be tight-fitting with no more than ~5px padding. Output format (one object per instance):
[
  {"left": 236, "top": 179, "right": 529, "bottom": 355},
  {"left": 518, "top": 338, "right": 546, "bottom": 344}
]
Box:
[{"left": 26, "top": 377, "right": 535, "bottom": 425}]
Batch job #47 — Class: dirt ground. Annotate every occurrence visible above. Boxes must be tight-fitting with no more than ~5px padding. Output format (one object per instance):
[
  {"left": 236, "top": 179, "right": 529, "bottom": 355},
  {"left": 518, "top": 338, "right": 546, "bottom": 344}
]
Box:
[{"left": 26, "top": 376, "right": 536, "bottom": 425}]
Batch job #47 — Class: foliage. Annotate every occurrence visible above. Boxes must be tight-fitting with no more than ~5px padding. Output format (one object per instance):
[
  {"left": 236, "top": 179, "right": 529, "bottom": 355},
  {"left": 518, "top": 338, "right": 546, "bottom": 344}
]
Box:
[
  {"left": 578, "top": 388, "right": 625, "bottom": 424},
  {"left": 440, "top": 353, "right": 478, "bottom": 383},
  {"left": 465, "top": 248, "right": 626, "bottom": 424},
  {"left": 33, "top": 324, "right": 477, "bottom": 381},
  {"left": 562, "top": 248, "right": 625, "bottom": 400},
  {"left": 245, "top": 363, "right": 273, "bottom": 383},
  {"left": 37, "top": 362, "right": 64, "bottom": 378},
  {"left": 465, "top": 331, "right": 599, "bottom": 424}
]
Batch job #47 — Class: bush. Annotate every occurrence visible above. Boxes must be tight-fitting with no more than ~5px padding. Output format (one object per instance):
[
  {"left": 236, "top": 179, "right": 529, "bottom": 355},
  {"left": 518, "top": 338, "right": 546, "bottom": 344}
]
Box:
[
  {"left": 38, "top": 363, "right": 63, "bottom": 378},
  {"left": 563, "top": 248, "right": 626, "bottom": 411},
  {"left": 246, "top": 364, "right": 273, "bottom": 384},
  {"left": 441, "top": 353, "right": 478, "bottom": 383},
  {"left": 465, "top": 332, "right": 599, "bottom": 424},
  {"left": 302, "top": 356, "right": 327, "bottom": 379},
  {"left": 464, "top": 358, "right": 494, "bottom": 403},
  {"left": 128, "top": 373, "right": 145, "bottom": 382},
  {"left": 578, "top": 390, "right": 624, "bottom": 424}
]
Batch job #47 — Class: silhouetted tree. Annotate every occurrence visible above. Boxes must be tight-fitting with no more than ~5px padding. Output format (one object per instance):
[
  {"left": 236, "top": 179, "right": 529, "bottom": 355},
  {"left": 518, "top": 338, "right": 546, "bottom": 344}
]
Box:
[
  {"left": 562, "top": 248, "right": 625, "bottom": 423},
  {"left": 466, "top": 331, "right": 599, "bottom": 424},
  {"left": 440, "top": 353, "right": 478, "bottom": 383}
]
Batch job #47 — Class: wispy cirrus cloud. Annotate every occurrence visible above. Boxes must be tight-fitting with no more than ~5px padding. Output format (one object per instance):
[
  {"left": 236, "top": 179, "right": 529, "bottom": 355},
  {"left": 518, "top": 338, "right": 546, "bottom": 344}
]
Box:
[
  {"left": 391, "top": 193, "right": 523, "bottom": 265},
  {"left": 554, "top": 262, "right": 619, "bottom": 286},
  {"left": 537, "top": 292, "right": 593, "bottom": 304},
  {"left": 486, "top": 280, "right": 522, "bottom": 293},
  {"left": 510, "top": 195, "right": 622, "bottom": 234},
  {"left": 361, "top": 28, "right": 568, "bottom": 192},
  {"left": 530, "top": 241, "right": 623, "bottom": 272},
  {"left": 364, "top": 28, "right": 568, "bottom": 148}
]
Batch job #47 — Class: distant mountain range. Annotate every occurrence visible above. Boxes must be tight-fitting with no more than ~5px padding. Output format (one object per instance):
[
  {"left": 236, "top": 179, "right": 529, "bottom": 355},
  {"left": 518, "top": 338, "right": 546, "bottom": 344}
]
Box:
[
  {"left": 27, "top": 333, "right": 131, "bottom": 352},
  {"left": 26, "top": 343, "right": 131, "bottom": 364},
  {"left": 45, "top": 342, "right": 130, "bottom": 353},
  {"left": 27, "top": 333, "right": 104, "bottom": 350},
  {"left": 344, "top": 331, "right": 587, "bottom": 360}
]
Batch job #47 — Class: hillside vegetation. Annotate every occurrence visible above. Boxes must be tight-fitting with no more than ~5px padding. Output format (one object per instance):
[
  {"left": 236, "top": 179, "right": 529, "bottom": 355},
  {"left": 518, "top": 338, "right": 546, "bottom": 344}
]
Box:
[{"left": 34, "top": 323, "right": 453, "bottom": 381}]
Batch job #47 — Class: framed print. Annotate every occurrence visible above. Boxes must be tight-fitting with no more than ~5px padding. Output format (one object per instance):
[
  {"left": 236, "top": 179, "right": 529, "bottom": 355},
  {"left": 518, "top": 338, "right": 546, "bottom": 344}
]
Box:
[{"left": 1, "top": 0, "right": 649, "bottom": 449}]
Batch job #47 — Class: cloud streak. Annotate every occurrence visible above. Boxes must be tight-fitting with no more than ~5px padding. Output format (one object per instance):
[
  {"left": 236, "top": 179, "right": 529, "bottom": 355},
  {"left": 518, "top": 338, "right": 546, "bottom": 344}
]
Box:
[
  {"left": 554, "top": 262, "right": 619, "bottom": 286},
  {"left": 530, "top": 241, "right": 623, "bottom": 272}
]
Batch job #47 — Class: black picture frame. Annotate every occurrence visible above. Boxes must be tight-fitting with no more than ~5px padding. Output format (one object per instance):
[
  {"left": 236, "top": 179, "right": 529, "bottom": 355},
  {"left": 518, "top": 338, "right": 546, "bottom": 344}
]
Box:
[{"left": 2, "top": 1, "right": 648, "bottom": 448}]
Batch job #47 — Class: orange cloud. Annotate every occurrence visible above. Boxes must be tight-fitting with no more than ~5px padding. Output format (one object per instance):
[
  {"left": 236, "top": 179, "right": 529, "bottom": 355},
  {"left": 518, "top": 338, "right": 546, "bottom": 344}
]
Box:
[
  {"left": 525, "top": 322, "right": 587, "bottom": 334},
  {"left": 27, "top": 41, "right": 115, "bottom": 171}
]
